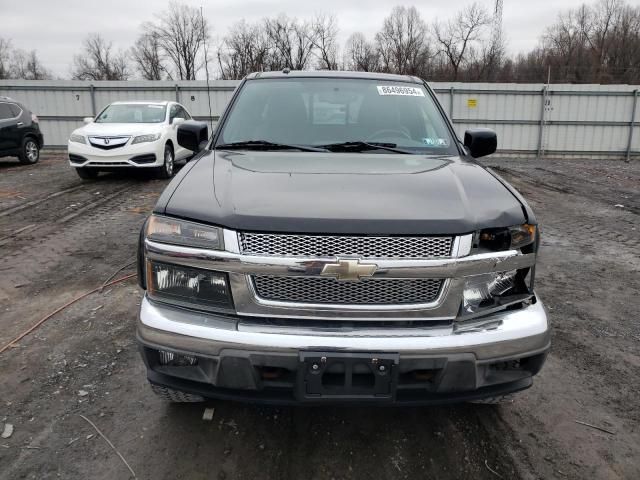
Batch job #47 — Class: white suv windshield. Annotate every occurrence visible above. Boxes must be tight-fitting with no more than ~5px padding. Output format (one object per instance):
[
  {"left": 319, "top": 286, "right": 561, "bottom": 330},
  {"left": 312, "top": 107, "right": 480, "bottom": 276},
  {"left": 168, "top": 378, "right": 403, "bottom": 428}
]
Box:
[
  {"left": 219, "top": 78, "right": 457, "bottom": 154},
  {"left": 96, "top": 104, "right": 166, "bottom": 123}
]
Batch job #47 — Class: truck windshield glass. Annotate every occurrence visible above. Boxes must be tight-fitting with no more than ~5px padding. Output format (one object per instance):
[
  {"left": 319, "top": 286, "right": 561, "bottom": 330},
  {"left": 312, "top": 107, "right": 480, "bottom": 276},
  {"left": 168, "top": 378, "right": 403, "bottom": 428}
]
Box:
[
  {"left": 96, "top": 104, "right": 166, "bottom": 123},
  {"left": 218, "top": 78, "right": 458, "bottom": 154}
]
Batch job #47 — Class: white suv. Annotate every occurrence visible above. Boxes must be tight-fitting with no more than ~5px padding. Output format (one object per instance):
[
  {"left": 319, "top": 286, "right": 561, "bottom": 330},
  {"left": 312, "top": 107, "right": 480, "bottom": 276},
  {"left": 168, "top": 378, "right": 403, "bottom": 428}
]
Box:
[{"left": 68, "top": 101, "right": 195, "bottom": 179}]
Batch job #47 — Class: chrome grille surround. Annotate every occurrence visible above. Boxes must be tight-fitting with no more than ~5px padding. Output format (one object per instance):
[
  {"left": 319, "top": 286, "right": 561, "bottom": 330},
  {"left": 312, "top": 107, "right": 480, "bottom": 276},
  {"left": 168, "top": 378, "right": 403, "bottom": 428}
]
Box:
[
  {"left": 252, "top": 275, "right": 444, "bottom": 305},
  {"left": 238, "top": 232, "right": 453, "bottom": 259},
  {"left": 145, "top": 230, "right": 536, "bottom": 321}
]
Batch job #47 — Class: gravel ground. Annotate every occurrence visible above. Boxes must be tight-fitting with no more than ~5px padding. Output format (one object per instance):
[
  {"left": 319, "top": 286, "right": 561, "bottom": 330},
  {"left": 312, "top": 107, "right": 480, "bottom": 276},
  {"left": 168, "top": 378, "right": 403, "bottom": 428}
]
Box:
[{"left": 0, "top": 152, "right": 638, "bottom": 480}]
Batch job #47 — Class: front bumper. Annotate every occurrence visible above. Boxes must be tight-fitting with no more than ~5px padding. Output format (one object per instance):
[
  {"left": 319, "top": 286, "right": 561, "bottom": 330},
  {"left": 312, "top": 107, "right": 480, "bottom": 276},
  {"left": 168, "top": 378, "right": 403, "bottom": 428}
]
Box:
[
  {"left": 137, "top": 296, "right": 550, "bottom": 404},
  {"left": 67, "top": 141, "right": 164, "bottom": 168}
]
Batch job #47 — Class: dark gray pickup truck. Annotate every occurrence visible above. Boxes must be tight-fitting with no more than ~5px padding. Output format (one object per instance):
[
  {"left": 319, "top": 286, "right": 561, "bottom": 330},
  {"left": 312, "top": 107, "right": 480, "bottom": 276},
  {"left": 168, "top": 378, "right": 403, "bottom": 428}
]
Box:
[{"left": 136, "top": 71, "right": 549, "bottom": 405}]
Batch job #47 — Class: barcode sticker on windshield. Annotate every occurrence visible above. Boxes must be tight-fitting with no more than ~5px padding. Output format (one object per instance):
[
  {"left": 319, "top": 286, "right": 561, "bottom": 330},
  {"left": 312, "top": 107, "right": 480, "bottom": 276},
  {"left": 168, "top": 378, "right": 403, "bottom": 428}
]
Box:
[{"left": 377, "top": 86, "right": 425, "bottom": 96}]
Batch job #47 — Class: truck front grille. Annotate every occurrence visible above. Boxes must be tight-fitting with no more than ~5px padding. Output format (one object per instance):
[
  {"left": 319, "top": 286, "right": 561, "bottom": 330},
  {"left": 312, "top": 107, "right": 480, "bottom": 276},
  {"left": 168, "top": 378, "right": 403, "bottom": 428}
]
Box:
[
  {"left": 239, "top": 233, "right": 453, "bottom": 259},
  {"left": 252, "top": 275, "right": 444, "bottom": 305}
]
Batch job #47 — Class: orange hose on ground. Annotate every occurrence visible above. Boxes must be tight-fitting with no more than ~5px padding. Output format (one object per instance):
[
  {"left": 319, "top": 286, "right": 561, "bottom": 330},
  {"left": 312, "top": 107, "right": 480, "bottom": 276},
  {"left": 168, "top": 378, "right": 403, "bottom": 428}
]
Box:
[{"left": 0, "top": 273, "right": 137, "bottom": 355}]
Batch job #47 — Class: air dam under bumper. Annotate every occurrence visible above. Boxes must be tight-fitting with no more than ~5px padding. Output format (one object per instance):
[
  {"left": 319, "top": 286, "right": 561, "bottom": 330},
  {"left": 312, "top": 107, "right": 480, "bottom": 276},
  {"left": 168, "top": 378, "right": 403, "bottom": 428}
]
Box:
[{"left": 137, "top": 296, "right": 550, "bottom": 405}]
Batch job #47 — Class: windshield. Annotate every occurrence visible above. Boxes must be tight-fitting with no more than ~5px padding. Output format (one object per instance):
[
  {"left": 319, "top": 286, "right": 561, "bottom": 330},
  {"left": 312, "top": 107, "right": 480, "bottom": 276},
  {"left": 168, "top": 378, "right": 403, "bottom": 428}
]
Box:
[
  {"left": 218, "top": 78, "right": 457, "bottom": 154},
  {"left": 95, "top": 104, "right": 166, "bottom": 123}
]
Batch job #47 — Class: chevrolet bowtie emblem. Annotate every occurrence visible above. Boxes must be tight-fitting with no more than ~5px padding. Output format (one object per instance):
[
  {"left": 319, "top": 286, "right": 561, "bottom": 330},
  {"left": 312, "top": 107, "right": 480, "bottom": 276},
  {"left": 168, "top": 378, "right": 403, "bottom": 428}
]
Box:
[{"left": 320, "top": 259, "right": 377, "bottom": 282}]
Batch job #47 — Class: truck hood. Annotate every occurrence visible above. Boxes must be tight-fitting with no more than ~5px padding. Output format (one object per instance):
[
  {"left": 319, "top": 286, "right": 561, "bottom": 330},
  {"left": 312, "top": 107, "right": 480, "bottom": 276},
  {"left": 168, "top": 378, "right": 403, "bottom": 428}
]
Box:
[{"left": 160, "top": 150, "right": 528, "bottom": 235}]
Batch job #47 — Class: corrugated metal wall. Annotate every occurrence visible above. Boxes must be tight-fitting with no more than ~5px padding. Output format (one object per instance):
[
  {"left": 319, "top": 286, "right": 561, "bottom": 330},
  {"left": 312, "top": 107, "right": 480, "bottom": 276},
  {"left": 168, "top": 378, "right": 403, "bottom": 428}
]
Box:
[{"left": 1, "top": 79, "right": 638, "bottom": 159}]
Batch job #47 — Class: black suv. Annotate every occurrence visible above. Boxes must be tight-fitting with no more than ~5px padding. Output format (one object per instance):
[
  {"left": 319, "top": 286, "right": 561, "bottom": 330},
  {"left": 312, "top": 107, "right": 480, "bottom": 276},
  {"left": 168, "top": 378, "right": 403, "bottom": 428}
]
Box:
[{"left": 0, "top": 96, "right": 44, "bottom": 165}]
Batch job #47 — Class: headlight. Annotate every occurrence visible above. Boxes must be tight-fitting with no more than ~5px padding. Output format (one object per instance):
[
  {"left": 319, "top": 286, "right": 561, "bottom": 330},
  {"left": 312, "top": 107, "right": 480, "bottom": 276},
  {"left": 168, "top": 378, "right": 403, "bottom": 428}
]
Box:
[
  {"left": 146, "top": 215, "right": 223, "bottom": 250},
  {"left": 147, "top": 261, "right": 232, "bottom": 311},
  {"left": 478, "top": 224, "right": 536, "bottom": 251},
  {"left": 132, "top": 133, "right": 161, "bottom": 144},
  {"left": 462, "top": 270, "right": 518, "bottom": 314},
  {"left": 69, "top": 133, "right": 86, "bottom": 144}
]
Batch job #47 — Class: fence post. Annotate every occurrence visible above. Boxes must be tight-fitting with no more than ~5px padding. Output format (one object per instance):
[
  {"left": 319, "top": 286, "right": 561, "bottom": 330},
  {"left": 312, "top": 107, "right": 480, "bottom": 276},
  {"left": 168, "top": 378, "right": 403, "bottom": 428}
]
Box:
[
  {"left": 89, "top": 84, "right": 96, "bottom": 116},
  {"left": 449, "top": 86, "right": 455, "bottom": 120},
  {"left": 626, "top": 89, "right": 638, "bottom": 162},
  {"left": 537, "top": 87, "right": 547, "bottom": 158},
  {"left": 175, "top": 84, "right": 180, "bottom": 103}
]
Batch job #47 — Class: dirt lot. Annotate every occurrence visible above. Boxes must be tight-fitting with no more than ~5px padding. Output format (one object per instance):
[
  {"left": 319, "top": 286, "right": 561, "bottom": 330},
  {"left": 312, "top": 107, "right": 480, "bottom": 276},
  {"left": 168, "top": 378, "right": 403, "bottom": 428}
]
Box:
[{"left": 0, "top": 152, "right": 638, "bottom": 480}]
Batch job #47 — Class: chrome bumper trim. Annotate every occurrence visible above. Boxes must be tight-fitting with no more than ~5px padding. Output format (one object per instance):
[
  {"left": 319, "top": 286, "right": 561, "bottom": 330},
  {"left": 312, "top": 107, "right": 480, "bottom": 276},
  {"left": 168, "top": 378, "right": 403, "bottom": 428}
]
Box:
[
  {"left": 144, "top": 234, "right": 536, "bottom": 320},
  {"left": 138, "top": 296, "right": 550, "bottom": 360},
  {"left": 145, "top": 239, "right": 535, "bottom": 279}
]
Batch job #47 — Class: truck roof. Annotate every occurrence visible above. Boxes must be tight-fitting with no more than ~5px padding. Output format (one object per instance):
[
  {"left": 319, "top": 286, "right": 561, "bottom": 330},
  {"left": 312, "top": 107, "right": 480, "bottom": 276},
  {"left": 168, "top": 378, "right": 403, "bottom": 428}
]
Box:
[{"left": 246, "top": 70, "right": 423, "bottom": 84}]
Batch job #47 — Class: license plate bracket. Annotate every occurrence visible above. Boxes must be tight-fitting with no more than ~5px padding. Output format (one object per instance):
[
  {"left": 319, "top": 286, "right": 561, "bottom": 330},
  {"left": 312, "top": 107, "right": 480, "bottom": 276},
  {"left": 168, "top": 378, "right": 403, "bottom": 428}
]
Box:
[{"left": 297, "top": 352, "right": 399, "bottom": 401}]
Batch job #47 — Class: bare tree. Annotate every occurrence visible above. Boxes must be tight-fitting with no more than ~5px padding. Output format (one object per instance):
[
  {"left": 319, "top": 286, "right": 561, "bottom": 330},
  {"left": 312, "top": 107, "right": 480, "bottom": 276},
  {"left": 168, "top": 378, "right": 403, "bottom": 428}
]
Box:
[
  {"left": 433, "top": 3, "right": 491, "bottom": 80},
  {"left": 72, "top": 34, "right": 130, "bottom": 80},
  {"left": 218, "top": 14, "right": 336, "bottom": 78},
  {"left": 608, "top": 3, "right": 640, "bottom": 83},
  {"left": 310, "top": 14, "right": 339, "bottom": 70},
  {"left": 344, "top": 32, "right": 379, "bottom": 72},
  {"left": 145, "top": 2, "right": 209, "bottom": 80},
  {"left": 0, "top": 37, "right": 11, "bottom": 79},
  {"left": 10, "top": 49, "right": 51, "bottom": 79},
  {"left": 537, "top": 0, "right": 640, "bottom": 83},
  {"left": 218, "top": 20, "right": 270, "bottom": 79},
  {"left": 131, "top": 32, "right": 168, "bottom": 80},
  {"left": 375, "top": 6, "right": 430, "bottom": 75},
  {"left": 483, "top": 3, "right": 507, "bottom": 80},
  {"left": 590, "top": 0, "right": 621, "bottom": 68},
  {"left": 264, "top": 15, "right": 316, "bottom": 70}
]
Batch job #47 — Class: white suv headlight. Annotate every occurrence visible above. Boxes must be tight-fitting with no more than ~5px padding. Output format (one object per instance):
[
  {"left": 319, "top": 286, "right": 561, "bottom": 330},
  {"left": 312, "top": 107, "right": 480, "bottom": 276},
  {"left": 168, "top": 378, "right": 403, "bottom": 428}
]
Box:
[
  {"left": 132, "top": 133, "right": 161, "bottom": 144},
  {"left": 69, "top": 133, "right": 86, "bottom": 144}
]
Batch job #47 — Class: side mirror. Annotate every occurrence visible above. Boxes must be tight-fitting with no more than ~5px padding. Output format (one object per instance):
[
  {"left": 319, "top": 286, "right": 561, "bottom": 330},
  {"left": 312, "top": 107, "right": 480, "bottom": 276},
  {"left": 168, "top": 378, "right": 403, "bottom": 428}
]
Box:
[
  {"left": 172, "top": 117, "right": 185, "bottom": 125},
  {"left": 177, "top": 121, "right": 208, "bottom": 152},
  {"left": 464, "top": 128, "right": 497, "bottom": 158},
  {"left": 83, "top": 117, "right": 94, "bottom": 124}
]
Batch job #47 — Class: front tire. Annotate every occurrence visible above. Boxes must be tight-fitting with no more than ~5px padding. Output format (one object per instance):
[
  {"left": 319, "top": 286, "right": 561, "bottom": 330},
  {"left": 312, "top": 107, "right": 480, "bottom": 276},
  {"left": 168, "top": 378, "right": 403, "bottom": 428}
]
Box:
[
  {"left": 155, "top": 144, "right": 175, "bottom": 179},
  {"left": 75, "top": 167, "right": 99, "bottom": 180},
  {"left": 18, "top": 137, "right": 40, "bottom": 165}
]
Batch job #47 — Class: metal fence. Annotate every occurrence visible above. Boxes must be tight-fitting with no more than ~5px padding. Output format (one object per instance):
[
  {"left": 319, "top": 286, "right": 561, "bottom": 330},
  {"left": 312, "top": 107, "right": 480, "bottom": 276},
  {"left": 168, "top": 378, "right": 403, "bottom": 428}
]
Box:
[{"left": 1, "top": 79, "right": 638, "bottom": 160}]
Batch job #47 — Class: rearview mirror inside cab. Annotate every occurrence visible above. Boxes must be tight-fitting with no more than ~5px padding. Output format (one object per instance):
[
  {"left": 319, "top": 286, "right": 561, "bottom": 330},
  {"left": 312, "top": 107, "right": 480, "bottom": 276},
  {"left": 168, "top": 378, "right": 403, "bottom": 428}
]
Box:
[
  {"left": 177, "top": 121, "right": 208, "bottom": 152},
  {"left": 464, "top": 128, "right": 497, "bottom": 158}
]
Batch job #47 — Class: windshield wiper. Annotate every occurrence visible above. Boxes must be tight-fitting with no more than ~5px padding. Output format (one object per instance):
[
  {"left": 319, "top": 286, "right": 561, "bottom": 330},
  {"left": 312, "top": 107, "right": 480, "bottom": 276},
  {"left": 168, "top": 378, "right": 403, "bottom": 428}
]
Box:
[
  {"left": 319, "top": 141, "right": 414, "bottom": 154},
  {"left": 216, "top": 140, "right": 328, "bottom": 152}
]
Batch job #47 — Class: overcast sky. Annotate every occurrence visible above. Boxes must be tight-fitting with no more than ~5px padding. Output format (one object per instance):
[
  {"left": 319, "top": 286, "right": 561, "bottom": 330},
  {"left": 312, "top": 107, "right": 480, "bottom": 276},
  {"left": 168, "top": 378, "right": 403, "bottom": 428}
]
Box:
[{"left": 2, "top": 0, "right": 590, "bottom": 78}]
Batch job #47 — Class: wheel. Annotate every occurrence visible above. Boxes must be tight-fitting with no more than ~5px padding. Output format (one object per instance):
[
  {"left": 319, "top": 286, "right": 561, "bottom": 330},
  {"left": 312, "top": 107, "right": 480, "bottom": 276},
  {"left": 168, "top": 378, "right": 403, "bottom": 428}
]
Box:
[
  {"left": 75, "top": 167, "right": 99, "bottom": 180},
  {"left": 18, "top": 137, "right": 40, "bottom": 165},
  {"left": 155, "top": 144, "right": 175, "bottom": 179},
  {"left": 150, "top": 383, "right": 204, "bottom": 403},
  {"left": 468, "top": 394, "right": 515, "bottom": 405}
]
